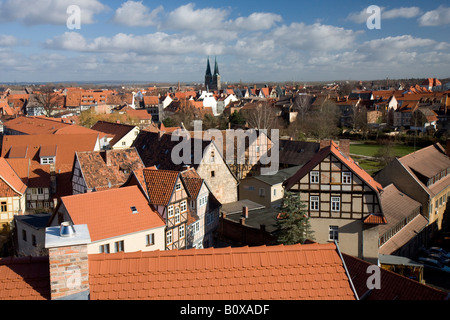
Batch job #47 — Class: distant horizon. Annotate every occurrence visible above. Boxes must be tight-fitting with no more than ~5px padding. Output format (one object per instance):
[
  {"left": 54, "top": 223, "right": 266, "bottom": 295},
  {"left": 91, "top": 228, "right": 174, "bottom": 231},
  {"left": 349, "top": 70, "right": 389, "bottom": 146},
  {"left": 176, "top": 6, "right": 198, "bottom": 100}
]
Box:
[{"left": 1, "top": 1, "right": 449, "bottom": 83}]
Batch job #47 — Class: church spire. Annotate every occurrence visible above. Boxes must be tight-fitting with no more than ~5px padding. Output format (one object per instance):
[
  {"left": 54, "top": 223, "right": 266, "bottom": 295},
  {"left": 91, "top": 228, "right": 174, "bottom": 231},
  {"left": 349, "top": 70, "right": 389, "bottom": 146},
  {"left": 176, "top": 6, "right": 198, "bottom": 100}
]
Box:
[
  {"left": 214, "top": 56, "right": 220, "bottom": 76},
  {"left": 205, "top": 56, "right": 212, "bottom": 77}
]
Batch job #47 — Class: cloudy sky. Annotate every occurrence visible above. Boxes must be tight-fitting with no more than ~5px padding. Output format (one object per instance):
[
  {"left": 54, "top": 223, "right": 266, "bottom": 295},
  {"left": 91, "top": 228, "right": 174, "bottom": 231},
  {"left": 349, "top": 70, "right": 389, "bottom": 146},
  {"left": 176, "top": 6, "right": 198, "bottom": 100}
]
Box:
[{"left": 0, "top": 0, "right": 449, "bottom": 83}]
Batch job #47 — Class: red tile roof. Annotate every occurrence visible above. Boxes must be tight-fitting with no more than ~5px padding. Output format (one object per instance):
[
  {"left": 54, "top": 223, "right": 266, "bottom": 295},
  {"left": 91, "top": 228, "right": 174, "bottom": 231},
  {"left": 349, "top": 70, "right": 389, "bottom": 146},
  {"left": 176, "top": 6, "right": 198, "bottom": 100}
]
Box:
[
  {"left": 0, "top": 256, "right": 50, "bottom": 300},
  {"left": 284, "top": 140, "right": 383, "bottom": 193},
  {"left": 0, "top": 157, "right": 27, "bottom": 195},
  {"left": 58, "top": 186, "right": 165, "bottom": 242},
  {"left": 88, "top": 242, "right": 357, "bottom": 300},
  {"left": 142, "top": 168, "right": 182, "bottom": 206}
]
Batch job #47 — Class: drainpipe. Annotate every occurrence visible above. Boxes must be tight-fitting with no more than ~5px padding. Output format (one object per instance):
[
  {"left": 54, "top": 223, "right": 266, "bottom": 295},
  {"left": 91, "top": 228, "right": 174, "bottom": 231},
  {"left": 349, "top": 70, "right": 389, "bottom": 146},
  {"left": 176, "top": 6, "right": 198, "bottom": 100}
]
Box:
[{"left": 335, "top": 240, "right": 360, "bottom": 300}]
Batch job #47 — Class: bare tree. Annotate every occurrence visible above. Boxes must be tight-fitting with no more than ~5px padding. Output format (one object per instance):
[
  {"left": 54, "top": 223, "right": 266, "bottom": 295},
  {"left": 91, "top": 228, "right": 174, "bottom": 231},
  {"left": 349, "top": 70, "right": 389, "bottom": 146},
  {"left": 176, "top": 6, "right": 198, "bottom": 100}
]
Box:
[
  {"left": 292, "top": 94, "right": 311, "bottom": 121},
  {"left": 33, "top": 85, "right": 64, "bottom": 117},
  {"left": 243, "top": 101, "right": 279, "bottom": 130}
]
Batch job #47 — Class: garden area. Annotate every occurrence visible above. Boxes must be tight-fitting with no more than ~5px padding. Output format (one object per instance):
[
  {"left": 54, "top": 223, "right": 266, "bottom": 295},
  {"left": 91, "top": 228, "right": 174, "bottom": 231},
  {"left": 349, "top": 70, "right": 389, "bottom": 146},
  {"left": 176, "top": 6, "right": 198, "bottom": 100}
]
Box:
[{"left": 349, "top": 142, "right": 419, "bottom": 175}]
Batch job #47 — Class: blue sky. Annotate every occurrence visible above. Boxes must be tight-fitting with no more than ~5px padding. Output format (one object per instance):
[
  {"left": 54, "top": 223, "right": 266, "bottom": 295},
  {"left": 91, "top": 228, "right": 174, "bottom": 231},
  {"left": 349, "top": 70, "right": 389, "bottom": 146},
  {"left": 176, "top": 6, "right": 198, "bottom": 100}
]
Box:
[{"left": 0, "top": 0, "right": 449, "bottom": 83}]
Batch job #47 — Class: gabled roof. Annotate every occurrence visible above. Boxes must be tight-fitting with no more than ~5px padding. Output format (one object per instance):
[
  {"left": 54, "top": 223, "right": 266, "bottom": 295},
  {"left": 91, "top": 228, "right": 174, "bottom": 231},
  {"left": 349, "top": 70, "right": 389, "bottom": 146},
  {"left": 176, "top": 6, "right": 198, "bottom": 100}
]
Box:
[
  {"left": 142, "top": 168, "right": 182, "bottom": 206},
  {"left": 0, "top": 157, "right": 27, "bottom": 196},
  {"left": 283, "top": 141, "right": 383, "bottom": 193},
  {"left": 75, "top": 148, "right": 145, "bottom": 191},
  {"left": 343, "top": 253, "right": 448, "bottom": 300},
  {"left": 91, "top": 121, "right": 137, "bottom": 147},
  {"left": 57, "top": 186, "right": 165, "bottom": 242},
  {"left": 88, "top": 242, "right": 357, "bottom": 300}
]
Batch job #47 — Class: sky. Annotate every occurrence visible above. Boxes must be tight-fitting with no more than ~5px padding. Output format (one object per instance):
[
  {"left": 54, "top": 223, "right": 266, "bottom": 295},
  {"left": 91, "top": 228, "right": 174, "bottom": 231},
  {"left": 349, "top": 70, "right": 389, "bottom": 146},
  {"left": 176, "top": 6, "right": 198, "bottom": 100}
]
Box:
[{"left": 0, "top": 0, "right": 449, "bottom": 84}]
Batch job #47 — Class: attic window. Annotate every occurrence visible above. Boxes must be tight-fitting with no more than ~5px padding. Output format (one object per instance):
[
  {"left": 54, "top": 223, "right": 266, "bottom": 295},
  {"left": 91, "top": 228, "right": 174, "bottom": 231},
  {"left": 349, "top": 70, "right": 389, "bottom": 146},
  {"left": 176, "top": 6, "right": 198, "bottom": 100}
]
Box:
[
  {"left": 41, "top": 157, "right": 55, "bottom": 165},
  {"left": 131, "top": 206, "right": 138, "bottom": 214}
]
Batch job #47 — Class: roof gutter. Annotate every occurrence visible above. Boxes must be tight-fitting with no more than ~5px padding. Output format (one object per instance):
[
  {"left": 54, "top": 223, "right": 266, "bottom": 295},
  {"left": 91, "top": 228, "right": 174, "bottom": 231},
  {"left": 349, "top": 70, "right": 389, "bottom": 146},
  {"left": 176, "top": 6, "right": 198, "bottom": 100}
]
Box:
[{"left": 335, "top": 240, "right": 360, "bottom": 300}]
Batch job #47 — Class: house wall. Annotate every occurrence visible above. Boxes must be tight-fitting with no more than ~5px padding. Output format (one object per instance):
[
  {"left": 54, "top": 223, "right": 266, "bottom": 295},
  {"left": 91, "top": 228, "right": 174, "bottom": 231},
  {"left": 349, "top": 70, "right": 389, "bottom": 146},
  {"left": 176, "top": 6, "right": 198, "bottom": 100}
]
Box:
[
  {"left": 239, "top": 179, "right": 283, "bottom": 208},
  {"left": 309, "top": 217, "right": 379, "bottom": 264},
  {"left": 165, "top": 176, "right": 189, "bottom": 250},
  {"left": 26, "top": 187, "right": 51, "bottom": 211},
  {"left": 112, "top": 127, "right": 140, "bottom": 150},
  {"left": 72, "top": 159, "right": 88, "bottom": 194},
  {"left": 14, "top": 217, "right": 48, "bottom": 257},
  {"left": 0, "top": 195, "right": 25, "bottom": 229},
  {"left": 197, "top": 143, "right": 238, "bottom": 204}
]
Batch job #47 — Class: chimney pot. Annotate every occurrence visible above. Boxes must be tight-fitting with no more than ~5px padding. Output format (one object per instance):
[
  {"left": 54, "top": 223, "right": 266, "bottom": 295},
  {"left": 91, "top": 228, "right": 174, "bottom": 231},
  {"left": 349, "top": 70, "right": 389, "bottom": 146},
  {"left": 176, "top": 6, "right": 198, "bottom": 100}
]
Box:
[
  {"left": 243, "top": 206, "right": 249, "bottom": 219},
  {"left": 60, "top": 222, "right": 76, "bottom": 238}
]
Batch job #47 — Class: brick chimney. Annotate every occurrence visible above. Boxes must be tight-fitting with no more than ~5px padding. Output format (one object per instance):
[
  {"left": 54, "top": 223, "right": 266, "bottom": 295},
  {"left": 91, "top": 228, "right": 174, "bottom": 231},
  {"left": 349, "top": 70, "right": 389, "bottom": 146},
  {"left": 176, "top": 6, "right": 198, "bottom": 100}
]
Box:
[
  {"left": 320, "top": 139, "right": 331, "bottom": 150},
  {"left": 338, "top": 139, "right": 350, "bottom": 157},
  {"left": 45, "top": 223, "right": 91, "bottom": 300}
]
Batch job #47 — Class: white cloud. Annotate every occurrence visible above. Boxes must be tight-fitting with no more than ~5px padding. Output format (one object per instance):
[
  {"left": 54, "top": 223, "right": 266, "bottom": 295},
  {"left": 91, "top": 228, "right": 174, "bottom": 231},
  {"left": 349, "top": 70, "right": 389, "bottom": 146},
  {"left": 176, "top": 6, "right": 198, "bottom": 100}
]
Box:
[
  {"left": 112, "top": 1, "right": 163, "bottom": 27},
  {"left": 231, "top": 12, "right": 282, "bottom": 31},
  {"left": 347, "top": 6, "right": 421, "bottom": 23},
  {"left": 382, "top": 7, "right": 422, "bottom": 19},
  {"left": 165, "top": 3, "right": 229, "bottom": 31},
  {"left": 419, "top": 6, "right": 450, "bottom": 26},
  {"left": 0, "top": 0, "right": 107, "bottom": 25},
  {"left": 272, "top": 22, "right": 359, "bottom": 51},
  {"left": 0, "top": 35, "right": 17, "bottom": 46}
]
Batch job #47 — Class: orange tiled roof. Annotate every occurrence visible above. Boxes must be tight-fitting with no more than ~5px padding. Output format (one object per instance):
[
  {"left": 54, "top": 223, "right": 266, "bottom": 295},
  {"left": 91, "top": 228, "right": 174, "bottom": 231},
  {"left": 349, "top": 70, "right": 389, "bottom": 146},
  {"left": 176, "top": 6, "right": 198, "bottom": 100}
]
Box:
[
  {"left": 0, "top": 256, "right": 50, "bottom": 300},
  {"left": 88, "top": 242, "right": 357, "bottom": 300},
  {"left": 59, "top": 186, "right": 166, "bottom": 242},
  {"left": 142, "top": 168, "right": 181, "bottom": 206},
  {"left": 0, "top": 157, "right": 27, "bottom": 195}
]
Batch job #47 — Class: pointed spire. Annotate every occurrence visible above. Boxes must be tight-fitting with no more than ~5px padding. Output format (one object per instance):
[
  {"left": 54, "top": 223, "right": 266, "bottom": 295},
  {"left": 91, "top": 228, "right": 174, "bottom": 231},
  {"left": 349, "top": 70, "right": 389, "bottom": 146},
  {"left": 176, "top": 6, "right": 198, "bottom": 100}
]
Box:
[
  {"left": 205, "top": 56, "right": 212, "bottom": 77},
  {"left": 214, "top": 56, "right": 220, "bottom": 76}
]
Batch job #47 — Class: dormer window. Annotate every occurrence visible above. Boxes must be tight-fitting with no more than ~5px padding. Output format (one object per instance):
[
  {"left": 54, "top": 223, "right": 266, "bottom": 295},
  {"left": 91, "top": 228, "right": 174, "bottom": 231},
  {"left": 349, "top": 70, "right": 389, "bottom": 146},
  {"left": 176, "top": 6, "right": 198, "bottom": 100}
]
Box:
[{"left": 41, "top": 157, "right": 55, "bottom": 165}]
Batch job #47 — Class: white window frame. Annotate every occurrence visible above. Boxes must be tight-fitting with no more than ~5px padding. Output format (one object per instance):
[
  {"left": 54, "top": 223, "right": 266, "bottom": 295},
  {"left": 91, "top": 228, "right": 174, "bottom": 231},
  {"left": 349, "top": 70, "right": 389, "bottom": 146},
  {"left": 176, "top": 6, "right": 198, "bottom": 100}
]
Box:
[
  {"left": 310, "top": 196, "right": 319, "bottom": 211},
  {"left": 175, "top": 207, "right": 180, "bottom": 224},
  {"left": 180, "top": 200, "right": 187, "bottom": 212},
  {"left": 331, "top": 197, "right": 341, "bottom": 212},
  {"left": 310, "top": 171, "right": 319, "bottom": 184},
  {"left": 146, "top": 233, "right": 155, "bottom": 246},
  {"left": 342, "top": 172, "right": 352, "bottom": 184},
  {"left": 329, "top": 226, "right": 339, "bottom": 241},
  {"left": 179, "top": 225, "right": 185, "bottom": 239},
  {"left": 191, "top": 221, "right": 200, "bottom": 236},
  {"left": 168, "top": 205, "right": 174, "bottom": 218},
  {"left": 175, "top": 183, "right": 181, "bottom": 191},
  {"left": 166, "top": 230, "right": 172, "bottom": 245}
]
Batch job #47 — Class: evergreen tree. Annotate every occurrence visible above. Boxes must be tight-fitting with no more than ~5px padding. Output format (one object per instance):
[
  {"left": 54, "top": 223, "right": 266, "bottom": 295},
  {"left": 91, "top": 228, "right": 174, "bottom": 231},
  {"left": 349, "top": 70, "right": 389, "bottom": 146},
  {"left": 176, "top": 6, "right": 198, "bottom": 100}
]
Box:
[{"left": 276, "top": 191, "right": 314, "bottom": 245}]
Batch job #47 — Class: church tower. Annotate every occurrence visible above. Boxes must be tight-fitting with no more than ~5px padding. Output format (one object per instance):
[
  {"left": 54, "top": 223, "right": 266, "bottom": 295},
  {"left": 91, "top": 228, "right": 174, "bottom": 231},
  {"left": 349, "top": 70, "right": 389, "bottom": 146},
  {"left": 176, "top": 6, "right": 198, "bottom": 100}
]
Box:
[
  {"left": 213, "top": 56, "right": 221, "bottom": 91},
  {"left": 205, "top": 57, "right": 213, "bottom": 91}
]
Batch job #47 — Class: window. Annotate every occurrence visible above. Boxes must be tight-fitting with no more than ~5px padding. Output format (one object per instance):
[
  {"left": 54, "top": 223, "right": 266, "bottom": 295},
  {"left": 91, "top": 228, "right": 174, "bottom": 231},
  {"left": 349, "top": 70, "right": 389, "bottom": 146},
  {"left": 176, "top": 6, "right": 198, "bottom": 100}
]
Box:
[
  {"left": 41, "top": 157, "right": 55, "bottom": 165},
  {"left": 1, "top": 202, "right": 6, "bottom": 212},
  {"left": 342, "top": 172, "right": 352, "bottom": 184},
  {"left": 179, "top": 225, "right": 185, "bottom": 239},
  {"left": 211, "top": 171, "right": 215, "bottom": 178},
  {"left": 310, "top": 196, "right": 319, "bottom": 211},
  {"left": 32, "top": 235, "right": 37, "bottom": 247},
  {"left": 99, "top": 244, "right": 110, "bottom": 253},
  {"left": 168, "top": 205, "right": 174, "bottom": 218},
  {"left": 180, "top": 201, "right": 187, "bottom": 212},
  {"left": 310, "top": 171, "right": 319, "bottom": 183},
  {"left": 175, "top": 207, "right": 180, "bottom": 224},
  {"left": 259, "top": 188, "right": 265, "bottom": 197},
  {"left": 191, "top": 221, "right": 200, "bottom": 235},
  {"left": 206, "top": 212, "right": 214, "bottom": 225},
  {"left": 37, "top": 188, "right": 44, "bottom": 195},
  {"left": 146, "top": 233, "right": 155, "bottom": 246},
  {"left": 166, "top": 230, "right": 172, "bottom": 245},
  {"left": 331, "top": 197, "right": 340, "bottom": 211},
  {"left": 175, "top": 183, "right": 181, "bottom": 191},
  {"left": 122, "top": 141, "right": 126, "bottom": 146},
  {"left": 329, "top": 226, "right": 339, "bottom": 241},
  {"left": 115, "top": 240, "right": 124, "bottom": 253},
  {"left": 199, "top": 194, "right": 208, "bottom": 207},
  {"left": 273, "top": 189, "right": 277, "bottom": 196},
  {"left": 22, "top": 229, "right": 27, "bottom": 242}
]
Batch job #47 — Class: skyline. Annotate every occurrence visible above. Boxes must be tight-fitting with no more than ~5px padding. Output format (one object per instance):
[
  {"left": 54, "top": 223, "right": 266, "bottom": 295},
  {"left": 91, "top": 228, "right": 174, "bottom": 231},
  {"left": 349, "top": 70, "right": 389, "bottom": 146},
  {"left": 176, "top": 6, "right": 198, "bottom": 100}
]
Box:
[{"left": 0, "top": 0, "right": 449, "bottom": 84}]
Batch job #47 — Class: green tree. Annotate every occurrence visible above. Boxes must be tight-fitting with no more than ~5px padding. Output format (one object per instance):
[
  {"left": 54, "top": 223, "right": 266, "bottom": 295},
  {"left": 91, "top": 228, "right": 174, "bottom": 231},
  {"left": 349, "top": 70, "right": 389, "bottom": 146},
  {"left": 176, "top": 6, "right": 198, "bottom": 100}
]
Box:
[
  {"left": 229, "top": 110, "right": 246, "bottom": 126},
  {"left": 276, "top": 191, "right": 314, "bottom": 245}
]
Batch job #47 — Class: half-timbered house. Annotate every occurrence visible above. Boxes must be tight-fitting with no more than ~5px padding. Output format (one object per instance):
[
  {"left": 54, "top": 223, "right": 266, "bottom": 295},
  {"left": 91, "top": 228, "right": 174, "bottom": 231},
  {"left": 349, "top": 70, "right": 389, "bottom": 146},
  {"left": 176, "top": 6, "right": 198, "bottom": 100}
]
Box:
[
  {"left": 283, "top": 140, "right": 386, "bottom": 264},
  {"left": 126, "top": 167, "right": 190, "bottom": 250}
]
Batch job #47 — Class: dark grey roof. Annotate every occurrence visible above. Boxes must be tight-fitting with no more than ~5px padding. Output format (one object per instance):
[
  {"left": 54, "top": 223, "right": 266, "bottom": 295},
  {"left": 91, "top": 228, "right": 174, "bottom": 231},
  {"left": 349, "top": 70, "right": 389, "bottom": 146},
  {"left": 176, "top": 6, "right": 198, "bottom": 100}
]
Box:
[
  {"left": 278, "top": 139, "right": 320, "bottom": 166},
  {"left": 224, "top": 206, "right": 280, "bottom": 233},
  {"left": 251, "top": 166, "right": 302, "bottom": 186},
  {"left": 220, "top": 199, "right": 265, "bottom": 215},
  {"left": 14, "top": 214, "right": 51, "bottom": 229}
]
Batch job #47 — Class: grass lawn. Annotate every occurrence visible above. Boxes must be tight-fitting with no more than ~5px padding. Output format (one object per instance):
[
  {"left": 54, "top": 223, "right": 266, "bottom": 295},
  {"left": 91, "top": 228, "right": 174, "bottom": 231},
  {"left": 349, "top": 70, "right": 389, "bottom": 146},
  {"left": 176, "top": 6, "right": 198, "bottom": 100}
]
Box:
[
  {"left": 349, "top": 143, "right": 418, "bottom": 158},
  {"left": 349, "top": 143, "right": 418, "bottom": 175}
]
